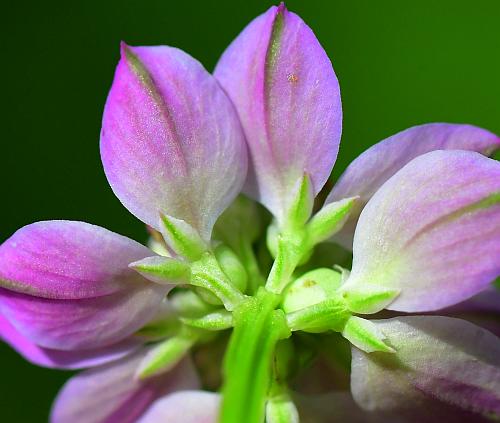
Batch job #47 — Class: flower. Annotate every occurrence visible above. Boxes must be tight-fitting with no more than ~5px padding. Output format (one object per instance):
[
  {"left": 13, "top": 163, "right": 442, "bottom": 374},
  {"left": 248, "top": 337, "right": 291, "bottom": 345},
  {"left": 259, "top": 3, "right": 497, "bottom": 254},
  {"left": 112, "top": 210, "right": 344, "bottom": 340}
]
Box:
[{"left": 1, "top": 3, "right": 500, "bottom": 423}]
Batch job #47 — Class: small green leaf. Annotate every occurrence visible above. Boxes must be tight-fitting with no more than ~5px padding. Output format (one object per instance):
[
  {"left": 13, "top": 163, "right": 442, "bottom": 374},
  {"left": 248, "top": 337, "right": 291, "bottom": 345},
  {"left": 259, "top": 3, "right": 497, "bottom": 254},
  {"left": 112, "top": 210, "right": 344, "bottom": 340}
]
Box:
[
  {"left": 214, "top": 244, "right": 248, "bottom": 294},
  {"left": 181, "top": 309, "right": 233, "bottom": 331},
  {"left": 282, "top": 268, "right": 343, "bottom": 314},
  {"left": 342, "top": 316, "right": 395, "bottom": 353},
  {"left": 341, "top": 285, "right": 400, "bottom": 314},
  {"left": 285, "top": 296, "right": 350, "bottom": 333},
  {"left": 129, "top": 256, "right": 190, "bottom": 284},
  {"left": 136, "top": 330, "right": 199, "bottom": 379},
  {"left": 283, "top": 173, "right": 314, "bottom": 231},
  {"left": 168, "top": 289, "right": 215, "bottom": 318},
  {"left": 266, "top": 233, "right": 304, "bottom": 294},
  {"left": 159, "top": 213, "right": 207, "bottom": 261},
  {"left": 307, "top": 196, "right": 359, "bottom": 245}
]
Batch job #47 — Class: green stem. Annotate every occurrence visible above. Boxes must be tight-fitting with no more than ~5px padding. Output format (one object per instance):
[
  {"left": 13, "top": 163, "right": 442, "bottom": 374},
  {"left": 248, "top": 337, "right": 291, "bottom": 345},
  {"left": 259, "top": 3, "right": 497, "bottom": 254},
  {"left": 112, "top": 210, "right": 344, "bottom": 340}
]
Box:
[{"left": 220, "top": 288, "right": 290, "bottom": 423}]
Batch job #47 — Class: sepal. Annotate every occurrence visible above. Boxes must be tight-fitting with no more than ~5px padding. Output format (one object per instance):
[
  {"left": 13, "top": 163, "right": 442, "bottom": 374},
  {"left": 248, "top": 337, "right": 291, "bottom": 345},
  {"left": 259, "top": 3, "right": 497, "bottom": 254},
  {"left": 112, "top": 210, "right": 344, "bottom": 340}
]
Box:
[
  {"left": 282, "top": 268, "right": 342, "bottom": 313},
  {"left": 181, "top": 310, "right": 233, "bottom": 331},
  {"left": 129, "top": 256, "right": 190, "bottom": 285},
  {"left": 285, "top": 297, "right": 350, "bottom": 333},
  {"left": 136, "top": 330, "right": 199, "bottom": 379},
  {"left": 159, "top": 214, "right": 207, "bottom": 261},
  {"left": 342, "top": 316, "right": 395, "bottom": 353},
  {"left": 283, "top": 174, "right": 314, "bottom": 230},
  {"left": 340, "top": 285, "right": 400, "bottom": 314},
  {"left": 307, "top": 196, "right": 358, "bottom": 244}
]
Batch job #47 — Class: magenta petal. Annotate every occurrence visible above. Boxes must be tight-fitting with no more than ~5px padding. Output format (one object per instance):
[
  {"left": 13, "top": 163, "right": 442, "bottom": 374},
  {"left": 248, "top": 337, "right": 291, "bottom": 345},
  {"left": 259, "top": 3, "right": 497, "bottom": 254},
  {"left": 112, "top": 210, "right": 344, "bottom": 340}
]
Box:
[
  {"left": 0, "top": 314, "right": 140, "bottom": 369},
  {"left": 0, "top": 221, "right": 169, "bottom": 349},
  {"left": 50, "top": 348, "right": 200, "bottom": 423},
  {"left": 0, "top": 220, "right": 155, "bottom": 298},
  {"left": 101, "top": 44, "right": 247, "bottom": 239},
  {"left": 344, "top": 150, "right": 500, "bottom": 312},
  {"left": 0, "top": 285, "right": 167, "bottom": 350},
  {"left": 215, "top": 5, "right": 342, "bottom": 221},
  {"left": 351, "top": 316, "right": 500, "bottom": 422},
  {"left": 137, "top": 391, "right": 219, "bottom": 423},
  {"left": 326, "top": 123, "right": 500, "bottom": 249}
]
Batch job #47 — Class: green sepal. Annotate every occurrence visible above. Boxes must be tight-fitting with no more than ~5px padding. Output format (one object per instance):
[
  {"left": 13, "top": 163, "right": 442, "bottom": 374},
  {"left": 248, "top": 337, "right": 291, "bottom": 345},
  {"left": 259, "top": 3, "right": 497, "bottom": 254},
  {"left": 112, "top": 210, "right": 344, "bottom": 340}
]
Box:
[
  {"left": 266, "top": 222, "right": 280, "bottom": 259},
  {"left": 135, "top": 329, "right": 200, "bottom": 379},
  {"left": 189, "top": 252, "right": 245, "bottom": 311},
  {"left": 214, "top": 244, "right": 248, "bottom": 294},
  {"left": 129, "top": 256, "right": 190, "bottom": 284},
  {"left": 285, "top": 296, "right": 351, "bottom": 333},
  {"left": 341, "top": 285, "right": 400, "bottom": 314},
  {"left": 266, "top": 232, "right": 304, "bottom": 294},
  {"left": 181, "top": 309, "right": 233, "bottom": 331},
  {"left": 159, "top": 213, "right": 207, "bottom": 261},
  {"left": 282, "top": 268, "right": 343, "bottom": 314},
  {"left": 195, "top": 287, "right": 223, "bottom": 306},
  {"left": 168, "top": 289, "right": 215, "bottom": 318},
  {"left": 283, "top": 173, "right": 314, "bottom": 232},
  {"left": 306, "top": 196, "right": 359, "bottom": 244},
  {"left": 341, "top": 316, "right": 395, "bottom": 353},
  {"left": 134, "top": 316, "right": 180, "bottom": 341},
  {"left": 220, "top": 288, "right": 290, "bottom": 423}
]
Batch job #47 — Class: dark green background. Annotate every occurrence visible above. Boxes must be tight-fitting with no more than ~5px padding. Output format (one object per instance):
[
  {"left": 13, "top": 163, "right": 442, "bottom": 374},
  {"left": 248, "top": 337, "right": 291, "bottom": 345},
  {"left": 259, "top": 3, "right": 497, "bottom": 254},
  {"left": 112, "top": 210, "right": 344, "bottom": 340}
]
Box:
[{"left": 1, "top": 0, "right": 499, "bottom": 420}]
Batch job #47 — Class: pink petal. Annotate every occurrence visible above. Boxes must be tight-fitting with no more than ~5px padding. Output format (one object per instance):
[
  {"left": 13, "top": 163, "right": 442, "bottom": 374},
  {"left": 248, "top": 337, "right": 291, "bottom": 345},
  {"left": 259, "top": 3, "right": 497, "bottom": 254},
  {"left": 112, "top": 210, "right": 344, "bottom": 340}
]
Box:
[
  {"left": 0, "top": 285, "right": 166, "bottom": 350},
  {"left": 0, "top": 313, "right": 140, "bottom": 369},
  {"left": 138, "top": 391, "right": 219, "bottom": 423},
  {"left": 344, "top": 150, "right": 500, "bottom": 312},
  {"left": 326, "top": 123, "right": 500, "bottom": 249},
  {"left": 50, "top": 348, "right": 200, "bottom": 423},
  {"left": 215, "top": 5, "right": 342, "bottom": 221},
  {"left": 0, "top": 221, "right": 169, "bottom": 349},
  {"left": 101, "top": 43, "right": 247, "bottom": 240},
  {"left": 351, "top": 316, "right": 500, "bottom": 421},
  {"left": 0, "top": 220, "right": 154, "bottom": 299}
]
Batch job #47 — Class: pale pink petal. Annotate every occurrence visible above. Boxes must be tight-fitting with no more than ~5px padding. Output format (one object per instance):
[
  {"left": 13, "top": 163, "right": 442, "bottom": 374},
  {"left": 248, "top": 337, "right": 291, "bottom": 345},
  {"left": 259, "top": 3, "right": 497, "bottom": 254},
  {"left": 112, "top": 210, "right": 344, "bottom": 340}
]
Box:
[
  {"left": 138, "top": 391, "right": 219, "bottom": 423},
  {"left": 351, "top": 316, "right": 500, "bottom": 422},
  {"left": 0, "top": 220, "right": 155, "bottom": 299},
  {"left": 0, "top": 314, "right": 140, "bottom": 369},
  {"left": 50, "top": 348, "right": 200, "bottom": 423},
  {"left": 326, "top": 123, "right": 500, "bottom": 249},
  {"left": 101, "top": 44, "right": 247, "bottom": 239},
  {"left": 215, "top": 4, "right": 342, "bottom": 221},
  {"left": 343, "top": 150, "right": 500, "bottom": 312},
  {"left": 0, "top": 221, "right": 169, "bottom": 349}
]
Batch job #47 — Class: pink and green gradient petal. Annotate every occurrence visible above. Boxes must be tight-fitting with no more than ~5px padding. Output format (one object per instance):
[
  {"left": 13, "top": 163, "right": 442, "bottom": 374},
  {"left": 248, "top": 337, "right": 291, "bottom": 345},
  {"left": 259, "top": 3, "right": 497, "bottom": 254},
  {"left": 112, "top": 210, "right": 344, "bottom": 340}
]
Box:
[
  {"left": 0, "top": 221, "right": 169, "bottom": 350},
  {"left": 0, "top": 314, "right": 141, "bottom": 369},
  {"left": 50, "top": 348, "right": 200, "bottom": 423},
  {"left": 137, "top": 391, "right": 219, "bottom": 423},
  {"left": 325, "top": 123, "right": 500, "bottom": 250},
  {"left": 351, "top": 316, "right": 500, "bottom": 421},
  {"left": 0, "top": 220, "right": 155, "bottom": 299},
  {"left": 101, "top": 44, "right": 247, "bottom": 240},
  {"left": 215, "top": 4, "right": 342, "bottom": 222},
  {"left": 343, "top": 150, "right": 500, "bottom": 312}
]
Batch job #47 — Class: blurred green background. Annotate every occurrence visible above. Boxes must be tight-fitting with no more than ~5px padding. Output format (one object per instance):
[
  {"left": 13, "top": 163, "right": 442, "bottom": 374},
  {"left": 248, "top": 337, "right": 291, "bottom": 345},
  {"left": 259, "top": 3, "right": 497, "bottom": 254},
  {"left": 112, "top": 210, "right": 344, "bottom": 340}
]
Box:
[{"left": 1, "top": 0, "right": 499, "bottom": 420}]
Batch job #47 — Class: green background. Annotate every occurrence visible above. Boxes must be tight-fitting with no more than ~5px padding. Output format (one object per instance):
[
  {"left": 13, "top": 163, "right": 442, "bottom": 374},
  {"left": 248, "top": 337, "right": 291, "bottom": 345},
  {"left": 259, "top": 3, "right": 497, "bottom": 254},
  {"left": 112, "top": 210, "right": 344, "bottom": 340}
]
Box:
[{"left": 1, "top": 0, "right": 499, "bottom": 420}]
